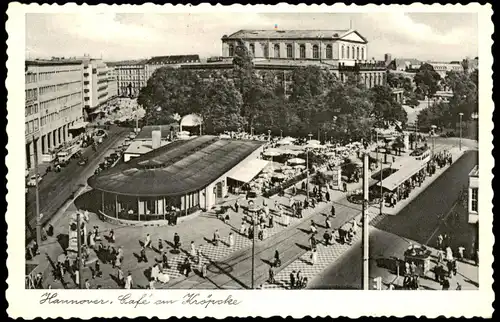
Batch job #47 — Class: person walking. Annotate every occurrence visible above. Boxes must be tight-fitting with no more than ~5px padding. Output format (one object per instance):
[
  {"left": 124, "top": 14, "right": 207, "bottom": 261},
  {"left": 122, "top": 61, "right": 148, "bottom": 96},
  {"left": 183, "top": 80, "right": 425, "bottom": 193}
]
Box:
[
  {"left": 331, "top": 205, "right": 336, "bottom": 218},
  {"left": 124, "top": 272, "right": 133, "bottom": 289},
  {"left": 190, "top": 241, "right": 196, "bottom": 258},
  {"left": 162, "top": 251, "right": 170, "bottom": 269},
  {"left": 289, "top": 270, "right": 296, "bottom": 289},
  {"left": 325, "top": 215, "right": 331, "bottom": 229},
  {"left": 310, "top": 220, "right": 317, "bottom": 234},
  {"left": 268, "top": 266, "right": 276, "bottom": 284},
  {"left": 228, "top": 232, "right": 235, "bottom": 248},
  {"left": 343, "top": 181, "right": 347, "bottom": 193},
  {"left": 117, "top": 268, "right": 124, "bottom": 287},
  {"left": 311, "top": 248, "right": 318, "bottom": 266},
  {"left": 85, "top": 279, "right": 91, "bottom": 289},
  {"left": 325, "top": 190, "right": 331, "bottom": 202},
  {"left": 458, "top": 246, "right": 465, "bottom": 261},
  {"left": 173, "top": 233, "right": 180, "bottom": 251},
  {"left": 269, "top": 215, "right": 274, "bottom": 228},
  {"left": 93, "top": 260, "right": 102, "bottom": 279},
  {"left": 437, "top": 234, "right": 444, "bottom": 249},
  {"left": 144, "top": 233, "right": 152, "bottom": 248},
  {"left": 234, "top": 199, "right": 239, "bottom": 213},
  {"left": 274, "top": 250, "right": 281, "bottom": 267},
  {"left": 213, "top": 229, "right": 220, "bottom": 246},
  {"left": 140, "top": 246, "right": 148, "bottom": 263}
]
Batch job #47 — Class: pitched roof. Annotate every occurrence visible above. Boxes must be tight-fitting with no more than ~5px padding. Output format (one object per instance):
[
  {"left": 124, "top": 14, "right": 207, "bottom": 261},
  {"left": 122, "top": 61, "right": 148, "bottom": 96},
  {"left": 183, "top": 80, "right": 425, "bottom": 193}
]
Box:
[
  {"left": 224, "top": 29, "right": 363, "bottom": 41},
  {"left": 135, "top": 124, "right": 179, "bottom": 141},
  {"left": 147, "top": 55, "right": 201, "bottom": 65},
  {"left": 88, "top": 135, "right": 265, "bottom": 197}
]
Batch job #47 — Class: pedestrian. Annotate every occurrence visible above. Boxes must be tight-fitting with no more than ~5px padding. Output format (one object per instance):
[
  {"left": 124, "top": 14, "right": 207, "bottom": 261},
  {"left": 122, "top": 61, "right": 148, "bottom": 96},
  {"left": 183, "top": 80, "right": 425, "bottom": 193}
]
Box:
[
  {"left": 190, "top": 241, "right": 196, "bottom": 258},
  {"left": 93, "top": 260, "right": 102, "bottom": 278},
  {"left": 240, "top": 221, "right": 247, "bottom": 236},
  {"left": 268, "top": 266, "right": 276, "bottom": 284},
  {"left": 274, "top": 250, "right": 281, "bottom": 267},
  {"left": 326, "top": 190, "right": 331, "bottom": 202},
  {"left": 125, "top": 272, "right": 133, "bottom": 289},
  {"left": 325, "top": 216, "right": 331, "bottom": 229},
  {"left": 149, "top": 278, "right": 155, "bottom": 290},
  {"left": 458, "top": 246, "right": 465, "bottom": 261},
  {"left": 289, "top": 196, "right": 295, "bottom": 209},
  {"left": 289, "top": 270, "right": 296, "bottom": 289},
  {"left": 437, "top": 234, "right": 443, "bottom": 249},
  {"left": 173, "top": 232, "right": 180, "bottom": 251},
  {"left": 140, "top": 246, "right": 148, "bottom": 263},
  {"left": 108, "top": 229, "right": 115, "bottom": 243},
  {"left": 117, "top": 268, "right": 124, "bottom": 287},
  {"left": 343, "top": 181, "right": 347, "bottom": 192},
  {"left": 310, "top": 220, "right": 317, "bottom": 234},
  {"left": 410, "top": 261, "right": 417, "bottom": 275},
  {"left": 74, "top": 269, "right": 80, "bottom": 288},
  {"left": 162, "top": 251, "right": 170, "bottom": 269},
  {"left": 85, "top": 279, "right": 91, "bottom": 289},
  {"left": 213, "top": 229, "right": 220, "bottom": 246},
  {"left": 269, "top": 215, "right": 274, "bottom": 228},
  {"left": 311, "top": 248, "right": 318, "bottom": 266},
  {"left": 445, "top": 246, "right": 453, "bottom": 262},
  {"left": 331, "top": 205, "right": 336, "bottom": 218},
  {"left": 437, "top": 250, "right": 445, "bottom": 264},
  {"left": 441, "top": 277, "right": 450, "bottom": 290},
  {"left": 144, "top": 233, "right": 151, "bottom": 248},
  {"left": 182, "top": 257, "right": 191, "bottom": 277},
  {"left": 234, "top": 199, "right": 239, "bottom": 213}
]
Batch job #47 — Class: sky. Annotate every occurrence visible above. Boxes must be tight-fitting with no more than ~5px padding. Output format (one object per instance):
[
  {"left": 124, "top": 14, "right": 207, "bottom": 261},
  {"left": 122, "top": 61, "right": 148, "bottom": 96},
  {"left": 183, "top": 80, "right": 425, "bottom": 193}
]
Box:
[{"left": 25, "top": 12, "right": 478, "bottom": 62}]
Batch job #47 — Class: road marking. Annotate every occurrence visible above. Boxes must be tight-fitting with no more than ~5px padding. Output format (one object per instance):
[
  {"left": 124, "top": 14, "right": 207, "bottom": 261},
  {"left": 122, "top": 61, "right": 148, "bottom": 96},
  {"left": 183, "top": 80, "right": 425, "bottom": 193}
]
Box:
[{"left": 425, "top": 200, "right": 459, "bottom": 246}]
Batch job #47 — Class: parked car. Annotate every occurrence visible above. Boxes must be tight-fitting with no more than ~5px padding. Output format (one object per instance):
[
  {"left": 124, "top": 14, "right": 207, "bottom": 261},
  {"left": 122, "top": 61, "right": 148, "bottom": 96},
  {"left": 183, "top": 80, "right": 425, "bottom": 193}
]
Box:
[
  {"left": 78, "top": 157, "right": 88, "bottom": 166},
  {"left": 129, "top": 132, "right": 137, "bottom": 139},
  {"left": 26, "top": 174, "right": 42, "bottom": 187}
]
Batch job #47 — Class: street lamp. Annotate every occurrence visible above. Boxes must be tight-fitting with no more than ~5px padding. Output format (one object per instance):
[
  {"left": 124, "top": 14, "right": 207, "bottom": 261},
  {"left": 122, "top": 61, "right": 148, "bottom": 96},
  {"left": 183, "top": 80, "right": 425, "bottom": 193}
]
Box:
[
  {"left": 251, "top": 126, "right": 254, "bottom": 137},
  {"left": 431, "top": 125, "right": 437, "bottom": 156},
  {"left": 280, "top": 129, "right": 283, "bottom": 139},
  {"left": 307, "top": 133, "right": 313, "bottom": 200},
  {"left": 459, "top": 113, "right": 464, "bottom": 151}
]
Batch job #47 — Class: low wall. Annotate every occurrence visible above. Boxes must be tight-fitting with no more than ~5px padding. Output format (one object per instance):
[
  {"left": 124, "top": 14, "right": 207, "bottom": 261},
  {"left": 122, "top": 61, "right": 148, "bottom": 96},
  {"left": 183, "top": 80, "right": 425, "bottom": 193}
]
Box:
[{"left": 97, "top": 209, "right": 202, "bottom": 227}]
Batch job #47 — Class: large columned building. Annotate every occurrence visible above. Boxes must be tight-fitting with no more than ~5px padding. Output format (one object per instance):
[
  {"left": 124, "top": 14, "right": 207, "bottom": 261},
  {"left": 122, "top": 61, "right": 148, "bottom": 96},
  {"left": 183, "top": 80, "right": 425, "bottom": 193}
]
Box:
[{"left": 182, "top": 29, "right": 386, "bottom": 89}]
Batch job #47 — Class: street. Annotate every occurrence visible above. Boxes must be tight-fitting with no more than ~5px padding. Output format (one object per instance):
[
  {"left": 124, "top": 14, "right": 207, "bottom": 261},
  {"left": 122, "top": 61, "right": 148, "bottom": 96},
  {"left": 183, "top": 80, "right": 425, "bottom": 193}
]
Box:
[
  {"left": 307, "top": 149, "right": 478, "bottom": 289},
  {"left": 25, "top": 125, "right": 130, "bottom": 236}
]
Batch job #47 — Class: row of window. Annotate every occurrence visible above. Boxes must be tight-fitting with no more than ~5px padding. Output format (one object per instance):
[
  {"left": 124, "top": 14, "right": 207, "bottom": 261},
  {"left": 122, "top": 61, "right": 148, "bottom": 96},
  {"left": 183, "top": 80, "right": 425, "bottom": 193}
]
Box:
[
  {"left": 39, "top": 103, "right": 79, "bottom": 128},
  {"left": 25, "top": 119, "right": 39, "bottom": 134},
  {"left": 118, "top": 81, "right": 145, "bottom": 87},
  {"left": 118, "top": 75, "right": 145, "bottom": 81},
  {"left": 26, "top": 88, "right": 37, "bottom": 101},
  {"left": 38, "top": 69, "right": 81, "bottom": 81},
  {"left": 471, "top": 188, "right": 478, "bottom": 212},
  {"left": 117, "top": 68, "right": 145, "bottom": 74},
  {"left": 25, "top": 73, "right": 37, "bottom": 84},
  {"left": 25, "top": 103, "right": 39, "bottom": 117},
  {"left": 229, "top": 43, "right": 366, "bottom": 60},
  {"left": 39, "top": 81, "right": 81, "bottom": 96},
  {"left": 40, "top": 92, "right": 81, "bottom": 112}
]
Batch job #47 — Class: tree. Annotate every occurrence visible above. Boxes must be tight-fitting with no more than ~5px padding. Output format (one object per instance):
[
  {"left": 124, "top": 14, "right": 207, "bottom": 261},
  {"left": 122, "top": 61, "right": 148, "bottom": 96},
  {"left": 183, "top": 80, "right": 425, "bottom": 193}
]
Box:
[
  {"left": 414, "top": 63, "right": 441, "bottom": 98},
  {"left": 369, "top": 85, "right": 408, "bottom": 126}
]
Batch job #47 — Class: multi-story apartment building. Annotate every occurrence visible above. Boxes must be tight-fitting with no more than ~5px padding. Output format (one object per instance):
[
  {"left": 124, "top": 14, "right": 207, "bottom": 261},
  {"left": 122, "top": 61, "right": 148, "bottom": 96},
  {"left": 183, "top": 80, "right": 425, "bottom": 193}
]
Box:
[
  {"left": 468, "top": 165, "right": 479, "bottom": 254},
  {"left": 107, "top": 67, "right": 118, "bottom": 99},
  {"left": 111, "top": 55, "right": 201, "bottom": 98},
  {"left": 82, "top": 58, "right": 109, "bottom": 119},
  {"left": 25, "top": 59, "right": 84, "bottom": 170},
  {"left": 110, "top": 60, "right": 147, "bottom": 98}
]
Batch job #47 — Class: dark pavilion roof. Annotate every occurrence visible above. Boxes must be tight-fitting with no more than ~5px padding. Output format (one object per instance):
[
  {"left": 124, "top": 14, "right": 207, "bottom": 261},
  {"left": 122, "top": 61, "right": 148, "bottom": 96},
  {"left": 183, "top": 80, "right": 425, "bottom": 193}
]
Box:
[{"left": 88, "top": 135, "right": 265, "bottom": 197}]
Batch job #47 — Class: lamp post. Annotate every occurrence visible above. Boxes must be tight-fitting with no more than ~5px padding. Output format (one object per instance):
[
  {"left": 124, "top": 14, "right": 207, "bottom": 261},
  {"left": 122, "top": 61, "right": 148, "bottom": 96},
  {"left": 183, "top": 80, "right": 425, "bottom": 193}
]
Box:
[
  {"left": 414, "top": 119, "right": 418, "bottom": 150},
  {"left": 431, "top": 125, "right": 437, "bottom": 156},
  {"left": 251, "top": 127, "right": 254, "bottom": 137},
  {"left": 280, "top": 129, "right": 283, "bottom": 139},
  {"left": 459, "top": 113, "right": 464, "bottom": 151},
  {"left": 32, "top": 135, "right": 42, "bottom": 247},
  {"left": 379, "top": 159, "right": 383, "bottom": 216},
  {"left": 307, "top": 133, "right": 313, "bottom": 200},
  {"left": 362, "top": 152, "right": 370, "bottom": 290},
  {"left": 268, "top": 129, "right": 271, "bottom": 142},
  {"left": 251, "top": 208, "right": 256, "bottom": 289}
]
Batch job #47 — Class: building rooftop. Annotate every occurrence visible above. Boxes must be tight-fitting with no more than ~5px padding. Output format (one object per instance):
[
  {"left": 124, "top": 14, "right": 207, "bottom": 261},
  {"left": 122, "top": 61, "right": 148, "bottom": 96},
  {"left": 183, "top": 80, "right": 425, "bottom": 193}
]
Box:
[
  {"left": 147, "top": 55, "right": 200, "bottom": 65},
  {"left": 469, "top": 165, "right": 479, "bottom": 177},
  {"left": 135, "top": 124, "right": 179, "bottom": 141},
  {"left": 26, "top": 58, "right": 83, "bottom": 66},
  {"left": 106, "top": 59, "right": 148, "bottom": 66},
  {"left": 224, "top": 29, "right": 359, "bottom": 41},
  {"left": 88, "top": 135, "right": 265, "bottom": 197},
  {"left": 124, "top": 139, "right": 170, "bottom": 155}
]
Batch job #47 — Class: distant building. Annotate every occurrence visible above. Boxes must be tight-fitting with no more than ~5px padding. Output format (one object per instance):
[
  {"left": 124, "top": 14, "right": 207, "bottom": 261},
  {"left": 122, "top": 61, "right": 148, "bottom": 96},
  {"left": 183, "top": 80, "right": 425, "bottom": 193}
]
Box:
[
  {"left": 109, "top": 55, "right": 201, "bottom": 98},
  {"left": 427, "top": 61, "right": 464, "bottom": 78},
  {"left": 387, "top": 58, "right": 421, "bottom": 71},
  {"left": 182, "top": 29, "right": 387, "bottom": 90},
  {"left": 82, "top": 58, "right": 109, "bottom": 120},
  {"left": 107, "top": 66, "right": 118, "bottom": 100},
  {"left": 25, "top": 58, "right": 85, "bottom": 169},
  {"left": 384, "top": 53, "right": 392, "bottom": 66}
]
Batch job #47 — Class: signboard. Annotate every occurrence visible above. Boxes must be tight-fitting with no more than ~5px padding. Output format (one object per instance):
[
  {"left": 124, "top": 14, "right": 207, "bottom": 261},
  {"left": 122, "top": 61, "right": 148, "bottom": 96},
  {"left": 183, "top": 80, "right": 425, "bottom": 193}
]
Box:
[{"left": 331, "top": 167, "right": 342, "bottom": 189}]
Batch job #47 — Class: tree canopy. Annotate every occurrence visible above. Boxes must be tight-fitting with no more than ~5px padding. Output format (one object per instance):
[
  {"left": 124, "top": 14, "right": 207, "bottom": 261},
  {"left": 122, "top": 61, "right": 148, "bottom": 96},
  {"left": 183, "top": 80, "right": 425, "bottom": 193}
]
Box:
[{"left": 414, "top": 63, "right": 441, "bottom": 98}]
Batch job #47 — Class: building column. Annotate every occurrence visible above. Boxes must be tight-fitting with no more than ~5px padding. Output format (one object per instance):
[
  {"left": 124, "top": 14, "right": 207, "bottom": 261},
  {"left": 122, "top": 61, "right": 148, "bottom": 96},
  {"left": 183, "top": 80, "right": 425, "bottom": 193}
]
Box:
[
  {"left": 47, "top": 132, "right": 52, "bottom": 151},
  {"left": 26, "top": 142, "right": 32, "bottom": 170},
  {"left": 58, "top": 127, "right": 62, "bottom": 145},
  {"left": 34, "top": 137, "right": 41, "bottom": 167},
  {"left": 62, "top": 125, "right": 67, "bottom": 143},
  {"left": 41, "top": 134, "right": 47, "bottom": 154},
  {"left": 52, "top": 130, "right": 58, "bottom": 148},
  {"left": 115, "top": 194, "right": 118, "bottom": 218}
]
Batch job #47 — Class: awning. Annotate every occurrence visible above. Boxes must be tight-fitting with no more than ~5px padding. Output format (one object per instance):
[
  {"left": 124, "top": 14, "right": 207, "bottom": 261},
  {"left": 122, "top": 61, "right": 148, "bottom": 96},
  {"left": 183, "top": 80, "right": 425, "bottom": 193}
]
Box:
[
  {"left": 69, "top": 121, "right": 89, "bottom": 130},
  {"left": 228, "top": 159, "right": 270, "bottom": 183},
  {"left": 90, "top": 109, "right": 105, "bottom": 115},
  {"left": 379, "top": 159, "right": 427, "bottom": 191}
]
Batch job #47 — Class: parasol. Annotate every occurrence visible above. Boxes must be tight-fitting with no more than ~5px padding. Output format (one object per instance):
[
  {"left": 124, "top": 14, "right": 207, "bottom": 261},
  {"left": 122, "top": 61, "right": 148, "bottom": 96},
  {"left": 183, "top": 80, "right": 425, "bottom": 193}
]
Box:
[
  {"left": 287, "top": 158, "right": 306, "bottom": 165},
  {"left": 293, "top": 165, "right": 306, "bottom": 170},
  {"left": 307, "top": 140, "right": 321, "bottom": 145}
]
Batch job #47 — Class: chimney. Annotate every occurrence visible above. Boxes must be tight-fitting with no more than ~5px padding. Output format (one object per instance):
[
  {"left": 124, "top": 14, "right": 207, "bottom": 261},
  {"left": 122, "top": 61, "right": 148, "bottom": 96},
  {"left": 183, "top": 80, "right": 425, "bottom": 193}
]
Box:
[{"left": 152, "top": 130, "right": 161, "bottom": 150}]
